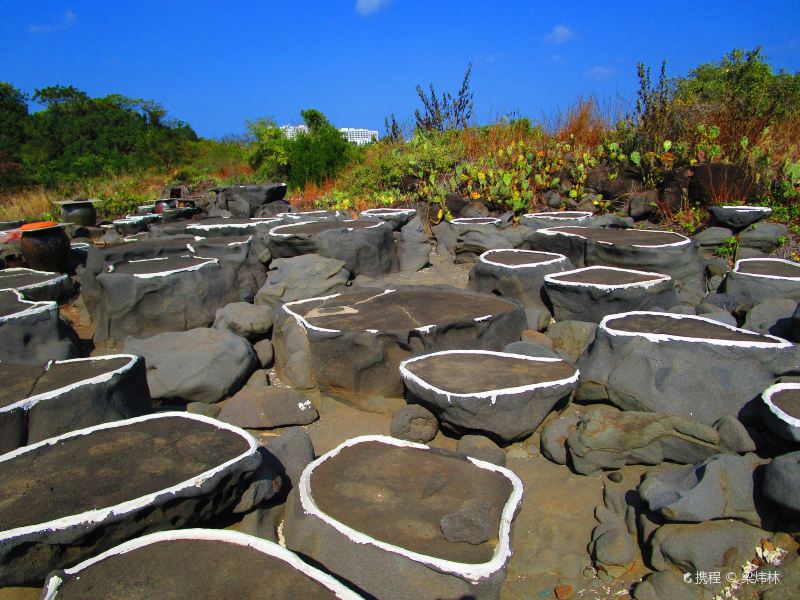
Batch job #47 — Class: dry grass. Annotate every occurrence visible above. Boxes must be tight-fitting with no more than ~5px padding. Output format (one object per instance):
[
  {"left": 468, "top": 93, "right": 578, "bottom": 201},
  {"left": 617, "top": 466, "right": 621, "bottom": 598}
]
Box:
[
  {"left": 0, "top": 187, "right": 58, "bottom": 221},
  {"left": 553, "top": 97, "right": 611, "bottom": 147},
  {"left": 289, "top": 178, "right": 336, "bottom": 211}
]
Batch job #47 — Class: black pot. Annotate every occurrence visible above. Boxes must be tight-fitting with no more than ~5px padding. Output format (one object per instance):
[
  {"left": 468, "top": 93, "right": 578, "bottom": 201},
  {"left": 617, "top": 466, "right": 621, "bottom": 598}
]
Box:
[
  {"left": 20, "top": 223, "right": 70, "bottom": 273},
  {"left": 58, "top": 201, "right": 97, "bottom": 227}
]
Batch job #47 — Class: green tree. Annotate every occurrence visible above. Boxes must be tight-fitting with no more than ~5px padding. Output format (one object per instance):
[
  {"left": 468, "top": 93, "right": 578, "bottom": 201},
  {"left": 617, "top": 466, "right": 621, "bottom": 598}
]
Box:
[
  {"left": 288, "top": 108, "right": 356, "bottom": 188},
  {"left": 0, "top": 82, "right": 29, "bottom": 188},
  {"left": 246, "top": 117, "right": 291, "bottom": 181}
]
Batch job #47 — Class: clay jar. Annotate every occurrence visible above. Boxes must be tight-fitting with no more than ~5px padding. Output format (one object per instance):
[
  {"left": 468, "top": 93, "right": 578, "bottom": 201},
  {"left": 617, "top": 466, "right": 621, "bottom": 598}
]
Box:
[
  {"left": 20, "top": 222, "right": 70, "bottom": 273},
  {"left": 55, "top": 199, "right": 100, "bottom": 227}
]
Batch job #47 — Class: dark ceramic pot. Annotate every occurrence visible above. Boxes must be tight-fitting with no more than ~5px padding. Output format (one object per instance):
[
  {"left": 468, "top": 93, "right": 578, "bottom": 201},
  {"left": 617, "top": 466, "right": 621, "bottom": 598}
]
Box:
[
  {"left": 20, "top": 222, "right": 70, "bottom": 273},
  {"left": 59, "top": 202, "right": 97, "bottom": 227}
]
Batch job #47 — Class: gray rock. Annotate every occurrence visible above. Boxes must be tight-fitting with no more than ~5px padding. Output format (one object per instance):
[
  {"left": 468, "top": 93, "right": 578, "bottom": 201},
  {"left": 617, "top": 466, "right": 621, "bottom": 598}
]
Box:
[
  {"left": 254, "top": 254, "right": 350, "bottom": 309},
  {"left": 639, "top": 454, "right": 760, "bottom": 526},
  {"left": 544, "top": 189, "right": 563, "bottom": 209},
  {"left": 504, "top": 340, "right": 562, "bottom": 360},
  {"left": 432, "top": 221, "right": 457, "bottom": 256},
  {"left": 232, "top": 445, "right": 282, "bottom": 513},
  {"left": 261, "top": 426, "right": 315, "bottom": 494},
  {"left": 705, "top": 258, "right": 731, "bottom": 278},
  {"left": 724, "top": 258, "right": 800, "bottom": 304},
  {"left": 633, "top": 571, "right": 715, "bottom": 600},
  {"left": 186, "top": 402, "right": 220, "bottom": 418},
  {"left": 713, "top": 415, "right": 757, "bottom": 453},
  {"left": 692, "top": 227, "right": 734, "bottom": 260},
  {"left": 546, "top": 320, "right": 597, "bottom": 363},
  {"left": 213, "top": 302, "right": 274, "bottom": 340},
  {"left": 210, "top": 183, "right": 288, "bottom": 218},
  {"left": 524, "top": 308, "right": 552, "bottom": 331},
  {"left": 253, "top": 338, "right": 274, "bottom": 368},
  {"left": 628, "top": 190, "right": 660, "bottom": 221},
  {"left": 456, "top": 435, "right": 506, "bottom": 467},
  {"left": 577, "top": 312, "right": 800, "bottom": 425},
  {"left": 667, "top": 304, "right": 696, "bottom": 315},
  {"left": 762, "top": 450, "right": 800, "bottom": 516},
  {"left": 271, "top": 310, "right": 316, "bottom": 390},
  {"left": 396, "top": 215, "right": 431, "bottom": 272},
  {"left": 390, "top": 404, "right": 439, "bottom": 443},
  {"left": 566, "top": 410, "right": 730, "bottom": 475},
  {"left": 440, "top": 499, "right": 493, "bottom": 545},
  {"left": 217, "top": 387, "right": 319, "bottom": 429},
  {"left": 454, "top": 223, "right": 514, "bottom": 264},
  {"left": 708, "top": 205, "right": 772, "bottom": 230},
  {"left": 649, "top": 520, "right": 770, "bottom": 573},
  {"left": 699, "top": 310, "right": 737, "bottom": 327},
  {"left": 540, "top": 411, "right": 581, "bottom": 465},
  {"left": 459, "top": 202, "right": 490, "bottom": 218},
  {"left": 744, "top": 297, "right": 797, "bottom": 338},
  {"left": 468, "top": 249, "right": 571, "bottom": 312},
  {"left": 125, "top": 328, "right": 258, "bottom": 404},
  {"left": 701, "top": 292, "right": 736, "bottom": 312},
  {"left": 738, "top": 222, "right": 788, "bottom": 254}
]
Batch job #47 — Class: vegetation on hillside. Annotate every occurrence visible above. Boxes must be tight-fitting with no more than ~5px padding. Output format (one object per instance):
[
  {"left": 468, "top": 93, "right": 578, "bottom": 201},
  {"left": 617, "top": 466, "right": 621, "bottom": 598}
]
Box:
[{"left": 1, "top": 47, "right": 798, "bottom": 234}]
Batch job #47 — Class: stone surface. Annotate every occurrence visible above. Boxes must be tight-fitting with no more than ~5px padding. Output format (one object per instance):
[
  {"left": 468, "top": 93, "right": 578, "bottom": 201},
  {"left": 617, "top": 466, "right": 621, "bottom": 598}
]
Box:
[
  {"left": 504, "top": 340, "right": 563, "bottom": 360},
  {"left": 213, "top": 302, "right": 274, "bottom": 340},
  {"left": 737, "top": 222, "right": 788, "bottom": 254},
  {"left": 125, "top": 328, "right": 258, "bottom": 404},
  {"left": 633, "top": 571, "right": 715, "bottom": 600},
  {"left": 456, "top": 434, "right": 506, "bottom": 467},
  {"left": 540, "top": 411, "right": 581, "bottom": 465},
  {"left": 0, "top": 290, "right": 78, "bottom": 365},
  {"left": 0, "top": 268, "right": 73, "bottom": 303},
  {"left": 724, "top": 258, "right": 800, "bottom": 304},
  {"left": 396, "top": 215, "right": 432, "bottom": 272},
  {"left": 274, "top": 286, "right": 526, "bottom": 411},
  {"left": 254, "top": 254, "right": 350, "bottom": 309},
  {"left": 529, "top": 226, "right": 706, "bottom": 304},
  {"left": 546, "top": 320, "right": 597, "bottom": 363},
  {"left": 627, "top": 190, "right": 660, "bottom": 221},
  {"left": 762, "top": 450, "right": 800, "bottom": 516},
  {"left": 692, "top": 227, "right": 735, "bottom": 260},
  {"left": 468, "top": 249, "right": 571, "bottom": 311},
  {"left": 543, "top": 266, "right": 678, "bottom": 323},
  {"left": 743, "top": 297, "right": 797, "bottom": 338},
  {"left": 714, "top": 415, "right": 757, "bottom": 453},
  {"left": 0, "top": 355, "right": 151, "bottom": 454},
  {"left": 283, "top": 436, "right": 523, "bottom": 600},
  {"left": 761, "top": 383, "right": 800, "bottom": 443},
  {"left": 577, "top": 311, "right": 800, "bottom": 425},
  {"left": 400, "top": 350, "right": 578, "bottom": 443},
  {"left": 439, "top": 498, "right": 493, "bottom": 545},
  {"left": 253, "top": 338, "right": 274, "bottom": 368},
  {"left": 649, "top": 520, "right": 770, "bottom": 574},
  {"left": 639, "top": 454, "right": 761, "bottom": 526},
  {"left": 566, "top": 410, "right": 731, "bottom": 475},
  {"left": 208, "top": 183, "right": 288, "bottom": 218},
  {"left": 708, "top": 205, "right": 772, "bottom": 230},
  {"left": 0, "top": 413, "right": 260, "bottom": 587},
  {"left": 217, "top": 386, "right": 318, "bottom": 429},
  {"left": 267, "top": 219, "right": 394, "bottom": 277},
  {"left": 389, "top": 404, "right": 439, "bottom": 443}
]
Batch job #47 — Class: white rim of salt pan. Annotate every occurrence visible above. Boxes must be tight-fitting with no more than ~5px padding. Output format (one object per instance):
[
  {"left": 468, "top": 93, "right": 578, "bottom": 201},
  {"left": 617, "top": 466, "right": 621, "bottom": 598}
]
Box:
[
  {"left": 106, "top": 255, "right": 218, "bottom": 279},
  {"left": 0, "top": 354, "right": 140, "bottom": 414},
  {"left": 270, "top": 219, "right": 383, "bottom": 238},
  {"left": 0, "top": 412, "right": 258, "bottom": 541},
  {"left": 275, "top": 211, "right": 341, "bottom": 220},
  {"left": 733, "top": 258, "right": 800, "bottom": 281},
  {"left": 522, "top": 211, "right": 593, "bottom": 221},
  {"left": 762, "top": 382, "right": 800, "bottom": 429},
  {"left": 360, "top": 208, "right": 417, "bottom": 217},
  {"left": 600, "top": 310, "right": 793, "bottom": 348},
  {"left": 0, "top": 268, "right": 69, "bottom": 292},
  {"left": 41, "top": 528, "right": 363, "bottom": 600},
  {"left": 543, "top": 266, "right": 672, "bottom": 290},
  {"left": 537, "top": 226, "right": 691, "bottom": 249},
  {"left": 399, "top": 349, "right": 579, "bottom": 405},
  {"left": 450, "top": 217, "right": 501, "bottom": 226},
  {"left": 479, "top": 249, "right": 568, "bottom": 269},
  {"left": 0, "top": 289, "right": 56, "bottom": 323},
  {"left": 719, "top": 205, "right": 772, "bottom": 212},
  {"left": 186, "top": 218, "right": 280, "bottom": 232},
  {"left": 298, "top": 434, "right": 524, "bottom": 582}
]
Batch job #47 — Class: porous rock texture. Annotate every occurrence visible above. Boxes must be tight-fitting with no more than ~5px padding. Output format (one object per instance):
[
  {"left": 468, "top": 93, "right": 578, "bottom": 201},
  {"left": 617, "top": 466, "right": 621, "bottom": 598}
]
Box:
[
  {"left": 0, "top": 290, "right": 78, "bottom": 365},
  {"left": 254, "top": 254, "right": 350, "bottom": 309}
]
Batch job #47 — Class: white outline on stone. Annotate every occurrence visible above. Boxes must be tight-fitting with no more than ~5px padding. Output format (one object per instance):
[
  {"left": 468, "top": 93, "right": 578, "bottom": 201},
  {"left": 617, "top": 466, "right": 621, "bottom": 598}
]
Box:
[
  {"left": 0, "top": 268, "right": 69, "bottom": 292},
  {"left": 270, "top": 219, "right": 383, "bottom": 238},
  {"left": 0, "top": 354, "right": 140, "bottom": 414},
  {"left": 0, "top": 412, "right": 258, "bottom": 541},
  {"left": 41, "top": 528, "right": 363, "bottom": 600},
  {"left": 478, "top": 249, "right": 568, "bottom": 270},
  {"left": 297, "top": 434, "right": 524, "bottom": 582},
  {"left": 450, "top": 217, "right": 501, "bottom": 226},
  {"left": 543, "top": 266, "right": 672, "bottom": 291},
  {"left": 0, "top": 289, "right": 56, "bottom": 324},
  {"left": 537, "top": 226, "right": 691, "bottom": 248},
  {"left": 186, "top": 219, "right": 279, "bottom": 233},
  {"left": 522, "top": 211, "right": 593, "bottom": 221},
  {"left": 762, "top": 382, "right": 800, "bottom": 429},
  {"left": 360, "top": 208, "right": 417, "bottom": 217},
  {"left": 400, "top": 349, "right": 579, "bottom": 406},
  {"left": 720, "top": 205, "right": 772, "bottom": 213},
  {"left": 599, "top": 310, "right": 793, "bottom": 348},
  {"left": 107, "top": 256, "right": 218, "bottom": 279},
  {"left": 733, "top": 258, "right": 800, "bottom": 281}
]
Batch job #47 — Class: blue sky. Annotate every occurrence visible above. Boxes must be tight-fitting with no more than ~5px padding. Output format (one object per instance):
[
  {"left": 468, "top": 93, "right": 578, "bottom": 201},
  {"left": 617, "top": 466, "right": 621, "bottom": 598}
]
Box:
[{"left": 2, "top": 1, "right": 799, "bottom": 138}]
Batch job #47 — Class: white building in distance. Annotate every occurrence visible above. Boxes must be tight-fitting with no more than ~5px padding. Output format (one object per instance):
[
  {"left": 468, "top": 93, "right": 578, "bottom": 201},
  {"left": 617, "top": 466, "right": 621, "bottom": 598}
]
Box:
[{"left": 280, "top": 124, "right": 378, "bottom": 146}]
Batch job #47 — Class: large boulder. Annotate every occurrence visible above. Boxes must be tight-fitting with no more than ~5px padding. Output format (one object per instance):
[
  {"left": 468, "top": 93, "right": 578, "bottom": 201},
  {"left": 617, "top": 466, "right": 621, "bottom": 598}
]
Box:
[
  {"left": 0, "top": 413, "right": 260, "bottom": 586},
  {"left": 762, "top": 450, "right": 800, "bottom": 517},
  {"left": 125, "top": 328, "right": 258, "bottom": 404},
  {"left": 519, "top": 211, "right": 593, "bottom": 229},
  {"left": 566, "top": 410, "right": 731, "bottom": 475},
  {"left": 577, "top": 311, "right": 800, "bottom": 425},
  {"left": 0, "top": 290, "right": 78, "bottom": 364},
  {"left": 210, "top": 183, "right": 288, "bottom": 218},
  {"left": 267, "top": 219, "right": 394, "bottom": 277},
  {"left": 468, "top": 249, "right": 571, "bottom": 311},
  {"left": 737, "top": 222, "right": 789, "bottom": 257},
  {"left": 217, "top": 386, "right": 318, "bottom": 429},
  {"left": 543, "top": 266, "right": 678, "bottom": 322},
  {"left": 0, "top": 355, "right": 151, "bottom": 454},
  {"left": 0, "top": 267, "right": 73, "bottom": 303},
  {"left": 449, "top": 218, "right": 511, "bottom": 264},
  {"left": 254, "top": 254, "right": 350, "bottom": 309},
  {"left": 724, "top": 258, "right": 800, "bottom": 305},
  {"left": 400, "top": 350, "right": 578, "bottom": 443},
  {"left": 396, "top": 215, "right": 432, "bottom": 272},
  {"left": 708, "top": 205, "right": 772, "bottom": 230},
  {"left": 213, "top": 302, "right": 274, "bottom": 340},
  {"left": 283, "top": 435, "right": 523, "bottom": 600},
  {"left": 761, "top": 383, "right": 800, "bottom": 443},
  {"left": 273, "top": 286, "right": 526, "bottom": 412}
]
